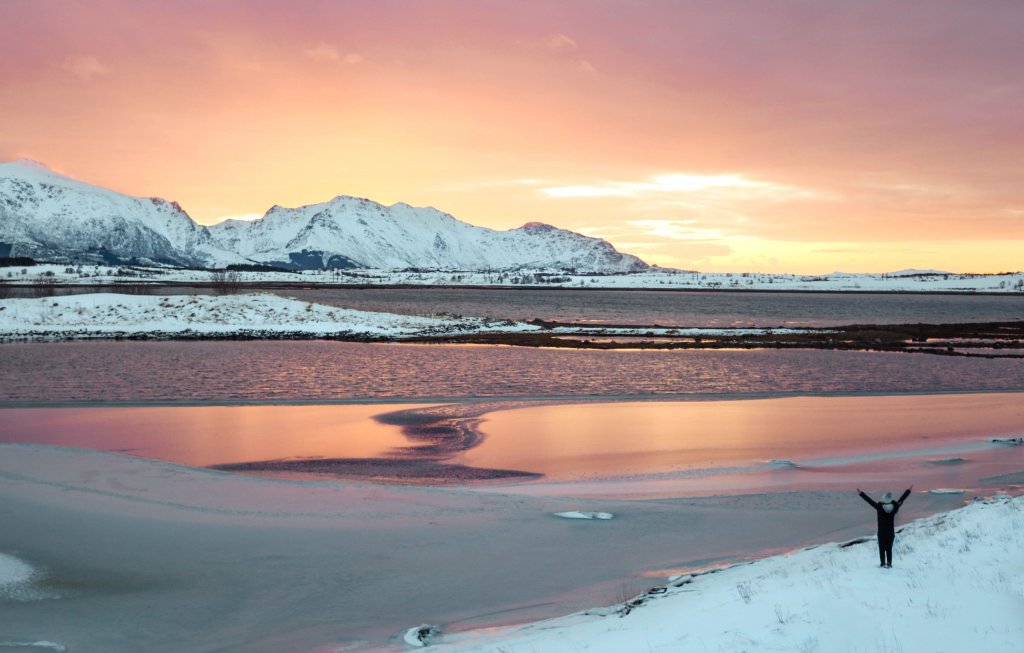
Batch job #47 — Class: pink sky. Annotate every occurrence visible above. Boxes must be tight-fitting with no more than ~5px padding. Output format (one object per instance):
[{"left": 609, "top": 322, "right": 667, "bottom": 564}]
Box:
[{"left": 2, "top": 1, "right": 1022, "bottom": 272}]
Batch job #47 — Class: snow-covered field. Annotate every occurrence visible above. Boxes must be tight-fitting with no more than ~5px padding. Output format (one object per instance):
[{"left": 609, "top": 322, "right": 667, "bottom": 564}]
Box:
[
  {"left": 4, "top": 263, "right": 1024, "bottom": 293},
  {"left": 0, "top": 293, "right": 837, "bottom": 341},
  {"left": 0, "top": 292, "right": 536, "bottom": 340},
  {"left": 430, "top": 494, "right": 1024, "bottom": 653}
]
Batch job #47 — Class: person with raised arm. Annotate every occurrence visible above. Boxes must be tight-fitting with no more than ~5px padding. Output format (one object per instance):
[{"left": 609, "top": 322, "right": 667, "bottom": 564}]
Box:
[{"left": 857, "top": 486, "right": 913, "bottom": 568}]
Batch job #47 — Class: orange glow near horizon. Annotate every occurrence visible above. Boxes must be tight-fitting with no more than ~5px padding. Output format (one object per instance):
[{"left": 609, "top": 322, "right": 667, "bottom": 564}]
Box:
[{"left": 2, "top": 1, "right": 1023, "bottom": 274}]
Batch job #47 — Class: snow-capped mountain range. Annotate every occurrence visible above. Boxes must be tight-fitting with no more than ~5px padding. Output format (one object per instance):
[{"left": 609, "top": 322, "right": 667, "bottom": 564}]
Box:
[{"left": 0, "top": 160, "right": 648, "bottom": 273}]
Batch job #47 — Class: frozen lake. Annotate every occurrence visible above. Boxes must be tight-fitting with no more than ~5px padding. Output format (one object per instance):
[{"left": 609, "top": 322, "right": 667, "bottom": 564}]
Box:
[{"left": 3, "top": 392, "right": 1023, "bottom": 652}]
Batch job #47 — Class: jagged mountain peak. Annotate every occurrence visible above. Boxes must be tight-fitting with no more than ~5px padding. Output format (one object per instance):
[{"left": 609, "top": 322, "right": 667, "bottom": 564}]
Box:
[
  {"left": 519, "top": 221, "right": 559, "bottom": 232},
  {"left": 5, "top": 158, "right": 58, "bottom": 173},
  {"left": 0, "top": 160, "right": 239, "bottom": 267},
  {"left": 1, "top": 159, "right": 78, "bottom": 185},
  {"left": 1, "top": 162, "right": 649, "bottom": 273},
  {"left": 207, "top": 195, "right": 647, "bottom": 272},
  {"left": 1, "top": 159, "right": 185, "bottom": 212}
]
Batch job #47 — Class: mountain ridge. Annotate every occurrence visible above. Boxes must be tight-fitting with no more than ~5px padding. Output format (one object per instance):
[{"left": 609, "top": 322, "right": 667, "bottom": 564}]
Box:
[{"left": 0, "top": 160, "right": 648, "bottom": 273}]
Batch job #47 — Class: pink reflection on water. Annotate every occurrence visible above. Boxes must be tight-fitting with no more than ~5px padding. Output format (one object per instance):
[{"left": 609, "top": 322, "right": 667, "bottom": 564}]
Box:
[
  {"left": 0, "top": 404, "right": 423, "bottom": 467},
  {"left": 2, "top": 395, "right": 1022, "bottom": 497},
  {"left": 462, "top": 394, "right": 1024, "bottom": 494}
]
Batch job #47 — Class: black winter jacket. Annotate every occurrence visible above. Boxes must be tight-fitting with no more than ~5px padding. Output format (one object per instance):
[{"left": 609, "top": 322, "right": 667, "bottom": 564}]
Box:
[{"left": 859, "top": 488, "right": 911, "bottom": 540}]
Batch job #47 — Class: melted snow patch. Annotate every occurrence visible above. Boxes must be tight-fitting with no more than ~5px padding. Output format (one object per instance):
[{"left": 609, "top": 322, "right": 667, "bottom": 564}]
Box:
[
  {"left": 0, "top": 643, "right": 67, "bottom": 652},
  {"left": 0, "top": 553, "right": 35, "bottom": 591},
  {"left": 554, "top": 511, "right": 614, "bottom": 520}
]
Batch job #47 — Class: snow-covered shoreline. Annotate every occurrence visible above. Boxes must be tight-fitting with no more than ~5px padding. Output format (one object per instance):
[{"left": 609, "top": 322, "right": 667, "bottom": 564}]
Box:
[
  {"left": 428, "top": 494, "right": 1024, "bottom": 652},
  {"left": 0, "top": 293, "right": 842, "bottom": 343},
  {"left": 4, "top": 263, "right": 1024, "bottom": 293},
  {"left": 0, "top": 293, "right": 538, "bottom": 342}
]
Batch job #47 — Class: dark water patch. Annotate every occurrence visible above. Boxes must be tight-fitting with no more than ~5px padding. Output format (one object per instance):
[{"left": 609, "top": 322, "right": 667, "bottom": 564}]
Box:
[
  {"left": 2, "top": 342, "right": 1022, "bottom": 404},
  {"left": 978, "top": 471, "right": 1024, "bottom": 486},
  {"left": 374, "top": 401, "right": 545, "bottom": 458},
  {"left": 212, "top": 401, "right": 554, "bottom": 482}
]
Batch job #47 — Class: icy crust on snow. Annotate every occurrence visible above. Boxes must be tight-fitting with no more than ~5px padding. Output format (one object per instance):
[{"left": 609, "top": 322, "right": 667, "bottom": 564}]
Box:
[
  {"left": 431, "top": 495, "right": 1024, "bottom": 653},
  {"left": 0, "top": 293, "right": 538, "bottom": 341}
]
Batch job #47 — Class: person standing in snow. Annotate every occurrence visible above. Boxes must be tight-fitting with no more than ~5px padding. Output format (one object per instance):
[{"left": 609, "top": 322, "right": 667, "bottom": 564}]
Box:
[{"left": 857, "top": 486, "right": 912, "bottom": 568}]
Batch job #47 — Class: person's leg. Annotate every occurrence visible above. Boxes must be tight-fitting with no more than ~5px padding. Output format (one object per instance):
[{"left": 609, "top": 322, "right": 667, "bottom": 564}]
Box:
[
  {"left": 881, "top": 536, "right": 893, "bottom": 566},
  {"left": 878, "top": 538, "right": 886, "bottom": 566}
]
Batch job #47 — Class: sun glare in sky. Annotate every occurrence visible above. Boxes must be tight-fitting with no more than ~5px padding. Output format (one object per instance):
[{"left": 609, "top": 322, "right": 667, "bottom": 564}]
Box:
[{"left": 2, "top": 1, "right": 1022, "bottom": 273}]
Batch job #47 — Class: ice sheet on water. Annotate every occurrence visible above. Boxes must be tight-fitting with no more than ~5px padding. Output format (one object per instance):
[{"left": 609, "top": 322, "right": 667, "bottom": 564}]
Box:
[
  {"left": 0, "top": 642, "right": 67, "bottom": 652},
  {"left": 554, "top": 511, "right": 614, "bottom": 520}
]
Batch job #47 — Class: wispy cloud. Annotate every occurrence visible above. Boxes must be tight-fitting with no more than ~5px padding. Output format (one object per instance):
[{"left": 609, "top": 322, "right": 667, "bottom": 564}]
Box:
[
  {"left": 627, "top": 219, "right": 729, "bottom": 241},
  {"left": 63, "top": 55, "right": 110, "bottom": 81},
  {"left": 305, "top": 42, "right": 339, "bottom": 61},
  {"left": 541, "top": 173, "right": 816, "bottom": 200},
  {"left": 304, "top": 43, "right": 363, "bottom": 64},
  {"left": 545, "top": 33, "right": 577, "bottom": 51}
]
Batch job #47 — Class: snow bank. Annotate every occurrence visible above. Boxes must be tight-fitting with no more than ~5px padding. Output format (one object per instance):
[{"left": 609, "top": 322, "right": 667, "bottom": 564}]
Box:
[
  {"left": 0, "top": 293, "right": 538, "bottom": 341},
  {"left": 431, "top": 495, "right": 1024, "bottom": 653}
]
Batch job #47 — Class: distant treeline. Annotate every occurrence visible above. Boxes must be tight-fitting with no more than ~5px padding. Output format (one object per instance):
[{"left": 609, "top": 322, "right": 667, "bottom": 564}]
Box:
[
  {"left": 0, "top": 257, "right": 37, "bottom": 267},
  {"left": 225, "top": 263, "right": 298, "bottom": 273}
]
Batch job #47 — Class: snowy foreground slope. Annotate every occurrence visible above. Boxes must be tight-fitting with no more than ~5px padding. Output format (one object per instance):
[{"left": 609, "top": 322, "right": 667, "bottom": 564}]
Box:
[
  {"left": 427, "top": 495, "right": 1024, "bottom": 653},
  {"left": 0, "top": 293, "right": 535, "bottom": 340}
]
